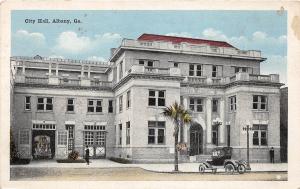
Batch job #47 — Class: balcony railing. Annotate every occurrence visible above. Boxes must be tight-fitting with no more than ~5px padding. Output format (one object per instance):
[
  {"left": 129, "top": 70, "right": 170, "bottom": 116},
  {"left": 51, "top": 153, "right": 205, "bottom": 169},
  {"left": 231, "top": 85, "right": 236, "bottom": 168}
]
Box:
[
  {"left": 120, "top": 39, "right": 262, "bottom": 58},
  {"left": 25, "top": 76, "right": 49, "bottom": 84},
  {"left": 128, "top": 65, "right": 181, "bottom": 76},
  {"left": 59, "top": 78, "right": 81, "bottom": 86}
]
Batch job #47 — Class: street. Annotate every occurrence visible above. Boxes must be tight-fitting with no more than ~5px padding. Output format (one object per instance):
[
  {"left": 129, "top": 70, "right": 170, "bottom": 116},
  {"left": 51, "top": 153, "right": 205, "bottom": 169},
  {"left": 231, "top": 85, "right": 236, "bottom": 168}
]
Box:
[{"left": 11, "top": 167, "right": 287, "bottom": 181}]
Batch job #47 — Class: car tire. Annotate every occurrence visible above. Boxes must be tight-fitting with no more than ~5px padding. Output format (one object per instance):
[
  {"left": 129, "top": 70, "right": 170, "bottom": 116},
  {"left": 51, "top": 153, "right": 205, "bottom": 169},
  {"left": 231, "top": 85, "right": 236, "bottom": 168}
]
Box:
[
  {"left": 237, "top": 164, "right": 246, "bottom": 174},
  {"left": 224, "top": 163, "right": 235, "bottom": 174},
  {"left": 199, "top": 164, "right": 206, "bottom": 173}
]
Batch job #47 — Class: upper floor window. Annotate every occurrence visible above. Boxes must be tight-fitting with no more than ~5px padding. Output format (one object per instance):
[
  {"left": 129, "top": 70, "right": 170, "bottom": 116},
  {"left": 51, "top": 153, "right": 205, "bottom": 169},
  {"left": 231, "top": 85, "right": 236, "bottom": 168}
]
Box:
[
  {"left": 174, "top": 62, "right": 178, "bottom": 68},
  {"left": 234, "top": 67, "right": 248, "bottom": 73},
  {"left": 189, "top": 98, "right": 203, "bottom": 112},
  {"left": 212, "top": 65, "right": 217, "bottom": 77},
  {"left": 37, "top": 97, "right": 53, "bottom": 111},
  {"left": 147, "top": 61, "right": 153, "bottom": 67},
  {"left": 139, "top": 60, "right": 144, "bottom": 65},
  {"left": 253, "top": 95, "right": 268, "bottom": 111},
  {"left": 138, "top": 59, "right": 155, "bottom": 67},
  {"left": 119, "top": 124, "right": 122, "bottom": 145},
  {"left": 67, "top": 98, "right": 75, "bottom": 112},
  {"left": 119, "top": 61, "right": 123, "bottom": 79},
  {"left": 148, "top": 90, "right": 165, "bottom": 107},
  {"left": 189, "top": 64, "right": 203, "bottom": 76},
  {"left": 108, "top": 100, "right": 113, "bottom": 113},
  {"left": 229, "top": 96, "right": 236, "bottom": 111},
  {"left": 148, "top": 121, "right": 165, "bottom": 144},
  {"left": 126, "top": 90, "right": 131, "bottom": 108},
  {"left": 87, "top": 99, "right": 102, "bottom": 113},
  {"left": 119, "top": 95, "right": 123, "bottom": 112},
  {"left": 25, "top": 96, "right": 31, "bottom": 111},
  {"left": 252, "top": 125, "right": 268, "bottom": 146},
  {"left": 212, "top": 99, "right": 218, "bottom": 113}
]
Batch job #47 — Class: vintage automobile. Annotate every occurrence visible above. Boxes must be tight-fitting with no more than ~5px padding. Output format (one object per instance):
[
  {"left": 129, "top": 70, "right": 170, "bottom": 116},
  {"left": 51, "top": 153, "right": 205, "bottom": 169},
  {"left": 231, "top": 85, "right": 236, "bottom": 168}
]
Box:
[{"left": 198, "top": 147, "right": 250, "bottom": 174}]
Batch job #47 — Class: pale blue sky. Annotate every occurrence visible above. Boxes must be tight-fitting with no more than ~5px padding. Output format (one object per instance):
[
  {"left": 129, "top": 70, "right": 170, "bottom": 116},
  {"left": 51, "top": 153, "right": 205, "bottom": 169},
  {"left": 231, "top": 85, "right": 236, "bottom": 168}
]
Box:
[{"left": 11, "top": 10, "right": 287, "bottom": 84}]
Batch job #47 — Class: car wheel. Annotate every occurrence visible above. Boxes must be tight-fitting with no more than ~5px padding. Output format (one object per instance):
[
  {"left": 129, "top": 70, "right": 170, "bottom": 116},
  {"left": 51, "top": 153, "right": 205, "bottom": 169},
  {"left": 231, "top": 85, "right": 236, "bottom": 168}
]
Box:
[
  {"left": 237, "top": 164, "right": 246, "bottom": 174},
  {"left": 225, "top": 163, "right": 235, "bottom": 174},
  {"left": 199, "top": 164, "right": 206, "bottom": 173}
]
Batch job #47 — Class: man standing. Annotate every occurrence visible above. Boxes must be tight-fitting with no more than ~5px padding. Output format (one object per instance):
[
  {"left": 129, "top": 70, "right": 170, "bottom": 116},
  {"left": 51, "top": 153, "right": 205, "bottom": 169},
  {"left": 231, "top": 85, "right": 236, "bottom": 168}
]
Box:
[
  {"left": 269, "top": 147, "right": 275, "bottom": 163},
  {"left": 85, "top": 146, "right": 90, "bottom": 165}
]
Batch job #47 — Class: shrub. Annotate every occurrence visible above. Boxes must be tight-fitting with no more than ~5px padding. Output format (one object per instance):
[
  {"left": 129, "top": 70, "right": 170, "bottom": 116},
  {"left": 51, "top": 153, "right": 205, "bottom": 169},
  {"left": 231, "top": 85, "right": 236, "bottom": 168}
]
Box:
[
  {"left": 109, "top": 157, "right": 131, "bottom": 164},
  {"left": 68, "top": 151, "right": 79, "bottom": 160}
]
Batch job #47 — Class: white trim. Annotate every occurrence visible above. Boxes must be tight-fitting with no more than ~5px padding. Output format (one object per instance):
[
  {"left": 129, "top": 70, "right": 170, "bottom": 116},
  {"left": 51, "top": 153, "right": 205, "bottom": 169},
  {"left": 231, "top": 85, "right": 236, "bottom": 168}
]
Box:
[
  {"left": 84, "top": 121, "right": 94, "bottom": 125},
  {"left": 32, "top": 120, "right": 56, "bottom": 124},
  {"left": 96, "top": 122, "right": 107, "bottom": 126},
  {"left": 65, "top": 121, "right": 75, "bottom": 125}
]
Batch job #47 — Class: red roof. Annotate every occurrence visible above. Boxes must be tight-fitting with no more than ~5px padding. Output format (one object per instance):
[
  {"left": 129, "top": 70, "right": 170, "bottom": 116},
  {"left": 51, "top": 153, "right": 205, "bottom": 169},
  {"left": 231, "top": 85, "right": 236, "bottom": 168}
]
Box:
[{"left": 138, "top": 33, "right": 236, "bottom": 48}]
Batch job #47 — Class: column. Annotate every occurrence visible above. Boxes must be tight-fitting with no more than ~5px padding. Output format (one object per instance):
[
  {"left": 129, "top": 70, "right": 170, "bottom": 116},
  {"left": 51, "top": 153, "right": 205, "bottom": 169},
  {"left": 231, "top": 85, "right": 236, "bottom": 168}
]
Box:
[
  {"left": 88, "top": 65, "right": 91, "bottom": 78},
  {"left": 48, "top": 63, "right": 52, "bottom": 76},
  {"left": 219, "top": 99, "right": 225, "bottom": 144},
  {"left": 55, "top": 63, "right": 58, "bottom": 76},
  {"left": 81, "top": 65, "right": 84, "bottom": 77},
  {"left": 22, "top": 62, "right": 26, "bottom": 74},
  {"left": 206, "top": 97, "right": 212, "bottom": 144},
  {"left": 183, "top": 97, "right": 188, "bottom": 143}
]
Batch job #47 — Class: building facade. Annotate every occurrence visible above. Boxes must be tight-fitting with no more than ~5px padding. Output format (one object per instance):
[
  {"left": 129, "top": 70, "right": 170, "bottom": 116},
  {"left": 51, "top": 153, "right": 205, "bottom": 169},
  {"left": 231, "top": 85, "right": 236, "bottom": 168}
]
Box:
[{"left": 11, "top": 34, "right": 283, "bottom": 163}]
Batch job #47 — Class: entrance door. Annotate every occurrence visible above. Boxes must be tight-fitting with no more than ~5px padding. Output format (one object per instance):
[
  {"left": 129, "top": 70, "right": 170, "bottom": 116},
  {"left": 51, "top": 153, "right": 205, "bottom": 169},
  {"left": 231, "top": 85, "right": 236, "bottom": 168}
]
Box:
[
  {"left": 189, "top": 123, "right": 203, "bottom": 156},
  {"left": 84, "top": 130, "right": 106, "bottom": 159},
  {"left": 32, "top": 130, "right": 55, "bottom": 159}
]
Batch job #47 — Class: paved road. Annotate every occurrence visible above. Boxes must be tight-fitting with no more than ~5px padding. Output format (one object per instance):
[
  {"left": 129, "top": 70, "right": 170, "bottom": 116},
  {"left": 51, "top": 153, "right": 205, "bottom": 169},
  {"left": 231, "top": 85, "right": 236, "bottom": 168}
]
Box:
[{"left": 11, "top": 167, "right": 287, "bottom": 181}]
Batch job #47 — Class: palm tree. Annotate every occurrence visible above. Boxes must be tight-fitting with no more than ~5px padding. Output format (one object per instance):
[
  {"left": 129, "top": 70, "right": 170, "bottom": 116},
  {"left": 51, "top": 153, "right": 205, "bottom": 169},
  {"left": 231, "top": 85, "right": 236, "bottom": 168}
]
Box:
[{"left": 162, "top": 102, "right": 192, "bottom": 171}]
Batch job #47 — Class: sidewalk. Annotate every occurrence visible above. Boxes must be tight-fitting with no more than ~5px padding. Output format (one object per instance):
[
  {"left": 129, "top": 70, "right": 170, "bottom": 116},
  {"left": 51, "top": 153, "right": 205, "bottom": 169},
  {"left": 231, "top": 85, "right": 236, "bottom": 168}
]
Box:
[{"left": 10, "top": 159, "right": 288, "bottom": 173}]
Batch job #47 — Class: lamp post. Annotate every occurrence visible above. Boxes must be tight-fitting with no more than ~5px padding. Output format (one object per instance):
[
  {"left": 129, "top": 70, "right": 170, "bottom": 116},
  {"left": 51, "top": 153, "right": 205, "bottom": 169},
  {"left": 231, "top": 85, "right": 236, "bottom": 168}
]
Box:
[{"left": 242, "top": 124, "right": 252, "bottom": 170}]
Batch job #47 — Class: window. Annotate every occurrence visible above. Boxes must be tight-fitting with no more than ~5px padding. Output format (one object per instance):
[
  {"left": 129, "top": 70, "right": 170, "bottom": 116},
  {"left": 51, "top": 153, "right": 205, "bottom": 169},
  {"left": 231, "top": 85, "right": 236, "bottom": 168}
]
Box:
[
  {"left": 119, "top": 124, "right": 122, "bottom": 145},
  {"left": 252, "top": 125, "right": 268, "bottom": 146},
  {"left": 87, "top": 99, "right": 102, "bottom": 113},
  {"left": 119, "top": 95, "right": 123, "bottom": 112},
  {"left": 229, "top": 96, "right": 237, "bottom": 111},
  {"left": 253, "top": 95, "right": 268, "bottom": 111},
  {"left": 19, "top": 129, "right": 30, "bottom": 145},
  {"left": 234, "top": 67, "right": 248, "bottom": 73},
  {"left": 212, "top": 65, "right": 217, "bottom": 77},
  {"left": 139, "top": 60, "right": 144, "bottom": 65},
  {"left": 189, "top": 64, "right": 203, "bottom": 76},
  {"left": 67, "top": 98, "right": 75, "bottom": 112},
  {"left": 212, "top": 125, "right": 219, "bottom": 146},
  {"left": 147, "top": 61, "right": 153, "bottom": 67},
  {"left": 148, "top": 121, "right": 165, "bottom": 144},
  {"left": 126, "top": 122, "right": 130, "bottom": 145},
  {"left": 37, "top": 97, "right": 53, "bottom": 111},
  {"left": 174, "top": 62, "right": 178, "bottom": 68},
  {"left": 66, "top": 125, "right": 74, "bottom": 151},
  {"left": 108, "top": 100, "right": 113, "bottom": 113},
  {"left": 84, "top": 131, "right": 94, "bottom": 145},
  {"left": 58, "top": 131, "right": 67, "bottom": 145},
  {"left": 127, "top": 90, "right": 131, "bottom": 108},
  {"left": 189, "top": 98, "right": 203, "bottom": 112},
  {"left": 25, "top": 96, "right": 31, "bottom": 111},
  {"left": 119, "top": 61, "right": 123, "bottom": 79},
  {"left": 148, "top": 90, "right": 165, "bottom": 107},
  {"left": 212, "top": 99, "right": 218, "bottom": 113}
]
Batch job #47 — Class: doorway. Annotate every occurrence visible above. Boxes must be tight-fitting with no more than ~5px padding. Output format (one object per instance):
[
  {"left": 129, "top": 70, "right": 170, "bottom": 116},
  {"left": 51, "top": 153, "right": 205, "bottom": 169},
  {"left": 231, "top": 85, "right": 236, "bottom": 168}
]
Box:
[
  {"left": 189, "top": 123, "right": 203, "bottom": 156},
  {"left": 32, "top": 130, "right": 55, "bottom": 159}
]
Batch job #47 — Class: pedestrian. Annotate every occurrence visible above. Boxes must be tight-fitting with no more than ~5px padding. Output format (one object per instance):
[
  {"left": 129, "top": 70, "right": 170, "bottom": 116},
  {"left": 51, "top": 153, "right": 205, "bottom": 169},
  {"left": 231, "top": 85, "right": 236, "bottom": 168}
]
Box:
[
  {"left": 85, "top": 146, "right": 90, "bottom": 165},
  {"left": 269, "top": 147, "right": 275, "bottom": 163}
]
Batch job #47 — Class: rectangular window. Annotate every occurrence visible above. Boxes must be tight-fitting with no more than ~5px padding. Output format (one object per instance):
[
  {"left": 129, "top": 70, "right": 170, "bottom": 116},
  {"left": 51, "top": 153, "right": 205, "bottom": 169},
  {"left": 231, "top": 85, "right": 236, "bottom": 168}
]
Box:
[
  {"left": 119, "top": 95, "right": 123, "bottom": 112},
  {"left": 212, "top": 65, "right": 217, "bottom": 77},
  {"left": 139, "top": 60, "right": 144, "bottom": 65},
  {"left": 37, "top": 97, "right": 53, "bottom": 111},
  {"left": 189, "top": 65, "right": 194, "bottom": 76},
  {"left": 108, "top": 100, "right": 113, "bottom": 113},
  {"left": 119, "top": 61, "right": 123, "bottom": 79},
  {"left": 253, "top": 95, "right": 268, "bottom": 111},
  {"left": 147, "top": 61, "right": 153, "bottom": 67},
  {"left": 126, "top": 122, "right": 130, "bottom": 145},
  {"left": 189, "top": 98, "right": 203, "bottom": 112},
  {"left": 148, "top": 121, "right": 165, "bottom": 144},
  {"left": 87, "top": 99, "right": 102, "bottom": 113},
  {"left": 189, "top": 64, "right": 203, "bottom": 76},
  {"left": 174, "top": 62, "right": 178, "bottom": 68},
  {"left": 252, "top": 125, "right": 268, "bottom": 146},
  {"left": 229, "top": 96, "right": 237, "bottom": 111},
  {"left": 119, "top": 124, "right": 122, "bottom": 145},
  {"left": 212, "top": 99, "right": 218, "bottom": 113},
  {"left": 66, "top": 125, "right": 75, "bottom": 151},
  {"left": 58, "top": 131, "right": 67, "bottom": 145},
  {"left": 196, "top": 65, "right": 202, "bottom": 76},
  {"left": 84, "top": 131, "right": 94, "bottom": 146},
  {"left": 234, "top": 67, "right": 248, "bottom": 73},
  {"left": 67, "top": 98, "right": 75, "bottom": 112},
  {"left": 127, "top": 90, "right": 131, "bottom": 108},
  {"left": 212, "top": 125, "right": 219, "bottom": 146},
  {"left": 148, "top": 90, "right": 165, "bottom": 107},
  {"left": 25, "top": 96, "right": 31, "bottom": 111}
]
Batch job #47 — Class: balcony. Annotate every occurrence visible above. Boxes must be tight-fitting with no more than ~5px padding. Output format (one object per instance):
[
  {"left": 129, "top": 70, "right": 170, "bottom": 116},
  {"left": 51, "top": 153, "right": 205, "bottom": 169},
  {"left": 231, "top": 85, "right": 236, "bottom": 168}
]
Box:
[
  {"left": 14, "top": 75, "right": 113, "bottom": 89},
  {"left": 118, "top": 39, "right": 262, "bottom": 59},
  {"left": 128, "top": 65, "right": 181, "bottom": 76}
]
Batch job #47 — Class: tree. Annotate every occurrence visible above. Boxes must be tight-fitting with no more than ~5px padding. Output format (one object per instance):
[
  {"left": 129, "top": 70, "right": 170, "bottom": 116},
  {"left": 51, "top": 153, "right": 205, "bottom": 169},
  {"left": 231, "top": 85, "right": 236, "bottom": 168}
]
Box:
[{"left": 162, "top": 102, "right": 192, "bottom": 171}]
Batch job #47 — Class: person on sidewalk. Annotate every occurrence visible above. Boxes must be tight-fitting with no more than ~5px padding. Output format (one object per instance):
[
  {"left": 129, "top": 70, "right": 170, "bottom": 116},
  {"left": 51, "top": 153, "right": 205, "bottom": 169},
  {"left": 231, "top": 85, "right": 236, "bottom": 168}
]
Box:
[
  {"left": 85, "top": 146, "right": 90, "bottom": 165},
  {"left": 269, "top": 147, "right": 275, "bottom": 163}
]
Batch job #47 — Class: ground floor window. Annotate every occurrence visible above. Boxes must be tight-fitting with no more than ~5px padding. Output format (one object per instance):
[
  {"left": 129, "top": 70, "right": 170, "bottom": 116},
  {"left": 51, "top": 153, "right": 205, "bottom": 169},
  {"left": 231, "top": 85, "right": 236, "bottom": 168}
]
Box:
[
  {"left": 126, "top": 122, "right": 130, "bottom": 145},
  {"left": 66, "top": 125, "right": 75, "bottom": 152},
  {"left": 84, "top": 125, "right": 106, "bottom": 158},
  {"left": 148, "top": 121, "right": 165, "bottom": 145},
  {"left": 252, "top": 125, "right": 268, "bottom": 146},
  {"left": 19, "top": 129, "right": 30, "bottom": 145},
  {"left": 212, "top": 125, "right": 219, "bottom": 146}
]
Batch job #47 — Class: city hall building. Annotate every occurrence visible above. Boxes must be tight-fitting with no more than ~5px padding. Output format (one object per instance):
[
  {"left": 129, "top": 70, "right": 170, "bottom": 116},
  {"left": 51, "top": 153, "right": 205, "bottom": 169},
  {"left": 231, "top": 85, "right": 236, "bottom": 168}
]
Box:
[{"left": 11, "top": 34, "right": 283, "bottom": 163}]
